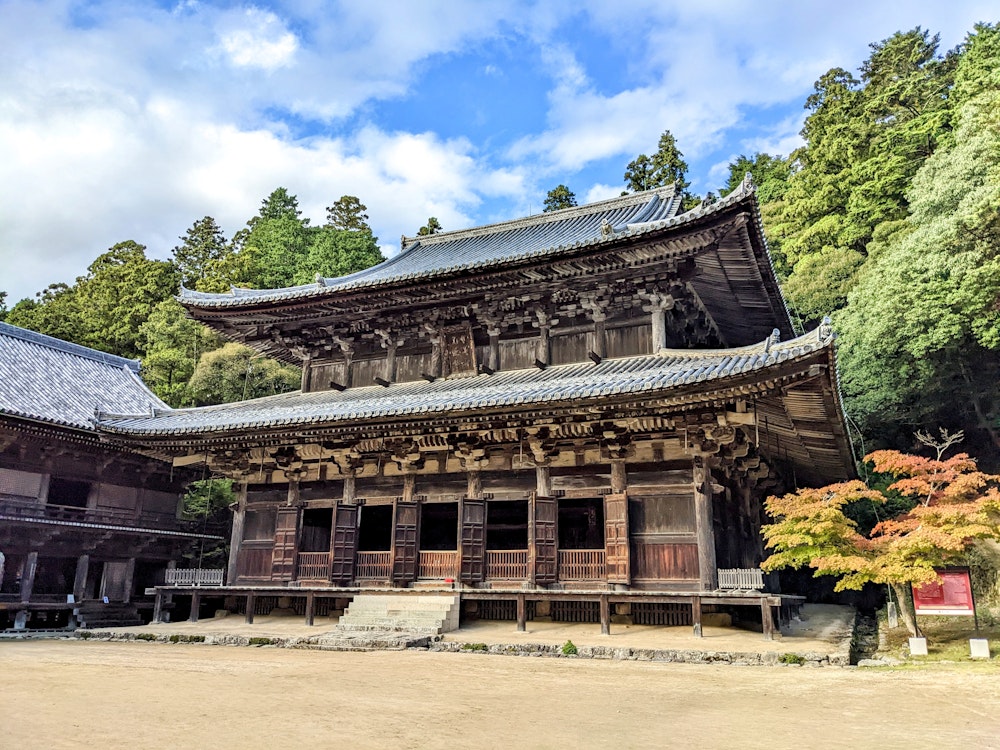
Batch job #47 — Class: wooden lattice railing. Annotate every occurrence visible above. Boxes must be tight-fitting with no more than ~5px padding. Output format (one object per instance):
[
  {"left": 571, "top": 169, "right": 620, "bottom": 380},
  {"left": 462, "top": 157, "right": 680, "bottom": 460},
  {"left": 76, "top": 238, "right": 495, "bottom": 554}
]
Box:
[
  {"left": 418, "top": 551, "right": 459, "bottom": 579},
  {"left": 718, "top": 568, "right": 765, "bottom": 590},
  {"left": 558, "top": 549, "right": 606, "bottom": 580},
  {"left": 355, "top": 551, "right": 392, "bottom": 579},
  {"left": 297, "top": 552, "right": 331, "bottom": 580},
  {"left": 485, "top": 550, "right": 528, "bottom": 580},
  {"left": 165, "top": 568, "right": 224, "bottom": 586}
]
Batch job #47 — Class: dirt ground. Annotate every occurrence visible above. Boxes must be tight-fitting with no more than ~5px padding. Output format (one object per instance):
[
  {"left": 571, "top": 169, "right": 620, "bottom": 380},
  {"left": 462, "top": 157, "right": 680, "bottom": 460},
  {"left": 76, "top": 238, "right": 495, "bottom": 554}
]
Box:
[{"left": 3, "top": 638, "right": 999, "bottom": 749}]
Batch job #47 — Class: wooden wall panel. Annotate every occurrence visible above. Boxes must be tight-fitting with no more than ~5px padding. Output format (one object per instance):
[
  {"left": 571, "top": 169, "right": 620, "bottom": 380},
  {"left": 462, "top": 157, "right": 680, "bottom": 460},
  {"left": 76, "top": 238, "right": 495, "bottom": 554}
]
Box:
[
  {"left": 550, "top": 332, "right": 589, "bottom": 365},
  {"left": 498, "top": 337, "right": 536, "bottom": 371},
  {"left": 629, "top": 494, "right": 696, "bottom": 535},
  {"left": 97, "top": 483, "right": 138, "bottom": 510},
  {"left": 631, "top": 542, "right": 699, "bottom": 581},
  {"left": 244, "top": 508, "right": 277, "bottom": 541},
  {"left": 606, "top": 324, "right": 651, "bottom": 358},
  {"left": 0, "top": 468, "right": 43, "bottom": 499}
]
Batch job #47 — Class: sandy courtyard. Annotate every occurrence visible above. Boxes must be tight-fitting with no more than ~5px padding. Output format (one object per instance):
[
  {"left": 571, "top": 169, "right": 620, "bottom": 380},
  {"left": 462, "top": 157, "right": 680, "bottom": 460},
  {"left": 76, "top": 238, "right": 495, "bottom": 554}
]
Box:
[{"left": 2, "top": 639, "right": 999, "bottom": 750}]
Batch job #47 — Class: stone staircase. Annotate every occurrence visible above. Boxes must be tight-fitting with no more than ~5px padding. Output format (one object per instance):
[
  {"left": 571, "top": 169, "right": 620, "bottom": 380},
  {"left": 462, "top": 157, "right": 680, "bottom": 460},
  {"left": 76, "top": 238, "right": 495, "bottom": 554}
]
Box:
[
  {"left": 74, "top": 601, "right": 143, "bottom": 629},
  {"left": 336, "top": 594, "right": 460, "bottom": 635}
]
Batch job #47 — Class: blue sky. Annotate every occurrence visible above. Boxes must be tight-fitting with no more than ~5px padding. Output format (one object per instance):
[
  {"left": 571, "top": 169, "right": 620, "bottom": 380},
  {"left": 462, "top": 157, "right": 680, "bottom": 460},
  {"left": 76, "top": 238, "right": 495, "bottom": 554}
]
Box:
[{"left": 1, "top": 1, "right": 995, "bottom": 303}]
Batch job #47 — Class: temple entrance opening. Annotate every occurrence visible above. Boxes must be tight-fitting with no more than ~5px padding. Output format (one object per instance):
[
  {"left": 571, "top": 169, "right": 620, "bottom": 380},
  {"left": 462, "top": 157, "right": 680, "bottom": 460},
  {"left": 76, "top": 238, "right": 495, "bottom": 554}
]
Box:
[
  {"left": 558, "top": 498, "right": 604, "bottom": 549},
  {"left": 486, "top": 500, "right": 528, "bottom": 550},
  {"left": 419, "top": 502, "right": 458, "bottom": 550},
  {"left": 300, "top": 508, "right": 333, "bottom": 552},
  {"left": 357, "top": 505, "right": 392, "bottom": 551}
]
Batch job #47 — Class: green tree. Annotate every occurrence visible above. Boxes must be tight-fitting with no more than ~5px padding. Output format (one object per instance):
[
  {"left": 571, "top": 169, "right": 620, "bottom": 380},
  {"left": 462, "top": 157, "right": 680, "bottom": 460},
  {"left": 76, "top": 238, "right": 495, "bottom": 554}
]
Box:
[
  {"left": 5, "top": 283, "right": 88, "bottom": 344},
  {"left": 836, "top": 24, "right": 1000, "bottom": 456},
  {"left": 772, "top": 29, "right": 955, "bottom": 324},
  {"left": 138, "top": 298, "right": 224, "bottom": 407},
  {"left": 252, "top": 187, "right": 303, "bottom": 225},
  {"left": 417, "top": 217, "right": 442, "bottom": 236},
  {"left": 543, "top": 184, "right": 577, "bottom": 212},
  {"left": 173, "top": 216, "right": 228, "bottom": 289},
  {"left": 624, "top": 130, "right": 695, "bottom": 207},
  {"left": 723, "top": 153, "right": 793, "bottom": 204},
  {"left": 76, "top": 241, "right": 180, "bottom": 359},
  {"left": 186, "top": 342, "right": 300, "bottom": 406},
  {"left": 326, "top": 195, "right": 371, "bottom": 232},
  {"left": 0, "top": 291, "right": 7, "bottom": 321},
  {"left": 293, "top": 227, "right": 385, "bottom": 284}
]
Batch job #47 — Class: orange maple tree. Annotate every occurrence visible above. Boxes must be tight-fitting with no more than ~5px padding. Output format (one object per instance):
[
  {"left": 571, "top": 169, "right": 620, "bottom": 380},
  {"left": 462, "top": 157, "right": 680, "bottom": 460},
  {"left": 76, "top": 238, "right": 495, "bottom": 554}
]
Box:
[{"left": 761, "top": 432, "right": 1000, "bottom": 635}]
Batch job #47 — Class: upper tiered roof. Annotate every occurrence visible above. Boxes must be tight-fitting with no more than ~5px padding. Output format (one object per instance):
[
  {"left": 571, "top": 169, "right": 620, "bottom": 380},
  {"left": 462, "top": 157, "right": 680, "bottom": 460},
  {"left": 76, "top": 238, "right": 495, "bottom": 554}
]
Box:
[
  {"left": 179, "top": 185, "right": 683, "bottom": 309},
  {"left": 0, "top": 322, "right": 166, "bottom": 433}
]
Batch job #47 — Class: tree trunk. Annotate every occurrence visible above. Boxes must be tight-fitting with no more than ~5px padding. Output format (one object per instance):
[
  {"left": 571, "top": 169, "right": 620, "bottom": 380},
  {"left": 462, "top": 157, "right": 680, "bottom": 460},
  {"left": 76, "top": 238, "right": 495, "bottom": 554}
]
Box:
[{"left": 890, "top": 582, "right": 921, "bottom": 638}]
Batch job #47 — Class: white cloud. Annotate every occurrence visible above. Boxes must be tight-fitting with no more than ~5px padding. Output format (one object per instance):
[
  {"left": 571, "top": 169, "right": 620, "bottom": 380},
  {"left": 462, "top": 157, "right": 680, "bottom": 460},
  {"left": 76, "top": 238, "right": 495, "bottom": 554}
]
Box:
[
  {"left": 215, "top": 8, "right": 299, "bottom": 71},
  {"left": 584, "top": 184, "right": 622, "bottom": 204}
]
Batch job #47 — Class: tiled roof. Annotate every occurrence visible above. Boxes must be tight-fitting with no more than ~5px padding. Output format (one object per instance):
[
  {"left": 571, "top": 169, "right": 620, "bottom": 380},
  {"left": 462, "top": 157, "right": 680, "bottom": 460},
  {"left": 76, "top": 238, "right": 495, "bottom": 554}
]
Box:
[
  {"left": 0, "top": 322, "right": 166, "bottom": 432},
  {"left": 179, "top": 184, "right": 691, "bottom": 308},
  {"left": 96, "top": 327, "right": 833, "bottom": 438}
]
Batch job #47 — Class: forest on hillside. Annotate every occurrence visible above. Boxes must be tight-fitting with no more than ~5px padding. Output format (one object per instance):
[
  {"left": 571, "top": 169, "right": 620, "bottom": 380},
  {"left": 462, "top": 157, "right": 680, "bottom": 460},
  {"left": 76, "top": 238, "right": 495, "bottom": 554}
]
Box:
[{"left": 2, "top": 23, "right": 998, "bottom": 469}]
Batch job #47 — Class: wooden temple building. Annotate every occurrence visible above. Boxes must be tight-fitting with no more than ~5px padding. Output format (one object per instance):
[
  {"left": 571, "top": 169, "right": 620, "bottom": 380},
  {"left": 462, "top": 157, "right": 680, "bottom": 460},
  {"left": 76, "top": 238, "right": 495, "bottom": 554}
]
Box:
[
  {"left": 0, "top": 323, "right": 220, "bottom": 631},
  {"left": 96, "top": 177, "right": 854, "bottom": 636}
]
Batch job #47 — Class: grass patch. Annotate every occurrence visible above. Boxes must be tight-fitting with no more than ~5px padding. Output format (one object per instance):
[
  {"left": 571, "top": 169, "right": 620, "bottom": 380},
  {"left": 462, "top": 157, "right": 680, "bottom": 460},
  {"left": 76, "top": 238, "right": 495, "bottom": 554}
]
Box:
[
  {"left": 77, "top": 631, "right": 92, "bottom": 639},
  {"left": 779, "top": 653, "right": 806, "bottom": 665},
  {"left": 880, "top": 615, "right": 999, "bottom": 663},
  {"left": 134, "top": 633, "right": 157, "bottom": 642},
  {"left": 248, "top": 637, "right": 273, "bottom": 646},
  {"left": 461, "top": 642, "right": 488, "bottom": 652},
  {"left": 167, "top": 634, "right": 206, "bottom": 644},
  {"left": 561, "top": 640, "right": 578, "bottom": 656}
]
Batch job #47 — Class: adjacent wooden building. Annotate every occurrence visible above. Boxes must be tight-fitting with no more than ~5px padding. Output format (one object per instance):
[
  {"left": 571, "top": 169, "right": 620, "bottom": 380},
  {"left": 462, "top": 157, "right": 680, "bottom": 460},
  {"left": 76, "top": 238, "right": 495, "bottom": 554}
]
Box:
[
  {"left": 97, "top": 178, "right": 854, "bottom": 632},
  {"left": 0, "top": 323, "right": 220, "bottom": 630}
]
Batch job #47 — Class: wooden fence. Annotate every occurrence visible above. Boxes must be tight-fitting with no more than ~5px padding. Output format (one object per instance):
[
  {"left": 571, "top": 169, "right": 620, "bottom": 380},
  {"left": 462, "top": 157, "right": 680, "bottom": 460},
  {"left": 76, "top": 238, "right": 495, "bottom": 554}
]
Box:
[
  {"left": 165, "top": 568, "right": 224, "bottom": 586},
  {"left": 297, "top": 552, "right": 331, "bottom": 580},
  {"left": 485, "top": 550, "right": 528, "bottom": 580},
  {"left": 557, "top": 549, "right": 606, "bottom": 580},
  {"left": 355, "top": 551, "right": 392, "bottom": 579},
  {"left": 718, "top": 568, "right": 765, "bottom": 590},
  {"left": 418, "top": 551, "right": 459, "bottom": 579}
]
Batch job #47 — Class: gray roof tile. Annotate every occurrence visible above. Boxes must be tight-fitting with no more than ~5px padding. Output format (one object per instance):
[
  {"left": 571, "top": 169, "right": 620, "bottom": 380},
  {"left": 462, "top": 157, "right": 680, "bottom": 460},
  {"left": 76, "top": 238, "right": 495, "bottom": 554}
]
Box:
[
  {"left": 96, "top": 328, "right": 833, "bottom": 438},
  {"left": 179, "top": 185, "right": 687, "bottom": 308},
  {"left": 0, "top": 322, "right": 166, "bottom": 431}
]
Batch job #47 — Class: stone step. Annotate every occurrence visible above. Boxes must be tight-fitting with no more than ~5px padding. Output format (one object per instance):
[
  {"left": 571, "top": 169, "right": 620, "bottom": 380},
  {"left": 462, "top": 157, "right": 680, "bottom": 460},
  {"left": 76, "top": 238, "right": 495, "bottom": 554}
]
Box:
[{"left": 337, "top": 594, "right": 460, "bottom": 635}]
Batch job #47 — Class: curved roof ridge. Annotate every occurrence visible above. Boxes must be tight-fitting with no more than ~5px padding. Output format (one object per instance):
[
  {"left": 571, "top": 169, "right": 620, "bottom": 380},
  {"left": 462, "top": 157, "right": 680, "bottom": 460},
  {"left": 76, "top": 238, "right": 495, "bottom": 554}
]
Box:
[{"left": 399, "top": 184, "right": 677, "bottom": 250}]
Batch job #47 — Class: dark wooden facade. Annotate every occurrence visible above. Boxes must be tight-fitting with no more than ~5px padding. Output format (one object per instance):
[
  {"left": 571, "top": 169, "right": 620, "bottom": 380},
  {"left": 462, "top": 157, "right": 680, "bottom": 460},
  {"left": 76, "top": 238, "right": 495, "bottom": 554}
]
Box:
[
  {"left": 0, "top": 323, "right": 220, "bottom": 630},
  {"left": 98, "top": 181, "right": 853, "bottom": 615}
]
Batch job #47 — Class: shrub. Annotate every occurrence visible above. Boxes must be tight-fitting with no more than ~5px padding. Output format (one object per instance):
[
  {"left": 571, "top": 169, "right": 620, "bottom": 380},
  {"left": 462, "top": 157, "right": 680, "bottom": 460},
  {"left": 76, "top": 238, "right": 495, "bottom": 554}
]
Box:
[
  {"left": 779, "top": 653, "right": 806, "bottom": 665},
  {"left": 461, "top": 642, "right": 488, "bottom": 652},
  {"left": 561, "top": 640, "right": 578, "bottom": 656},
  {"left": 135, "top": 633, "right": 157, "bottom": 642},
  {"left": 248, "top": 637, "right": 273, "bottom": 646}
]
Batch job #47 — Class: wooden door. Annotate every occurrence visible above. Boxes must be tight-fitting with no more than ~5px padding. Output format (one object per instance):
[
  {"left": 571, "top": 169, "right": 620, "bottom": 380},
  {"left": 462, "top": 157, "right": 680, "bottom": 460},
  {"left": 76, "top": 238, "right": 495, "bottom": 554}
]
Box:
[
  {"left": 330, "top": 503, "right": 358, "bottom": 585},
  {"left": 391, "top": 500, "right": 419, "bottom": 585},
  {"left": 531, "top": 495, "right": 558, "bottom": 586},
  {"left": 460, "top": 499, "right": 486, "bottom": 584},
  {"left": 604, "top": 492, "right": 631, "bottom": 584},
  {"left": 100, "top": 561, "right": 129, "bottom": 601},
  {"left": 270, "top": 506, "right": 301, "bottom": 582}
]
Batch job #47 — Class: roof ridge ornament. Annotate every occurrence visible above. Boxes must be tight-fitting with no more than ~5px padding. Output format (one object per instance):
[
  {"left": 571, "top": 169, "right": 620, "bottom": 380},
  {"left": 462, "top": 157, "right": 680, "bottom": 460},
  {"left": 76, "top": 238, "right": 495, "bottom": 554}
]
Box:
[
  {"left": 742, "top": 171, "right": 755, "bottom": 193},
  {"left": 763, "top": 328, "right": 781, "bottom": 353},
  {"left": 818, "top": 316, "right": 834, "bottom": 343},
  {"left": 315, "top": 273, "right": 326, "bottom": 287}
]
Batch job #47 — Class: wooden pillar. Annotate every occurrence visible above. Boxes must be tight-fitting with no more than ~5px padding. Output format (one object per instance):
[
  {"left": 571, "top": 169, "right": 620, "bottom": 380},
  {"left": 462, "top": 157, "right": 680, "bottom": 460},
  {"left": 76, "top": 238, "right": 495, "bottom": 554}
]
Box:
[
  {"left": 20, "top": 551, "right": 37, "bottom": 603},
  {"left": 600, "top": 594, "right": 611, "bottom": 635},
  {"left": 693, "top": 458, "right": 718, "bottom": 591},
  {"left": 122, "top": 557, "right": 136, "bottom": 605},
  {"left": 245, "top": 593, "right": 255, "bottom": 624},
  {"left": 227, "top": 482, "right": 248, "bottom": 586},
  {"left": 300, "top": 354, "right": 313, "bottom": 391},
  {"left": 73, "top": 554, "right": 90, "bottom": 602},
  {"left": 152, "top": 590, "right": 164, "bottom": 623},
  {"left": 402, "top": 473, "right": 416, "bottom": 503},
  {"left": 762, "top": 599, "right": 775, "bottom": 641},
  {"left": 535, "top": 465, "right": 551, "bottom": 498},
  {"left": 610, "top": 459, "right": 627, "bottom": 494},
  {"left": 535, "top": 311, "right": 551, "bottom": 367},
  {"left": 516, "top": 594, "right": 526, "bottom": 632},
  {"left": 304, "top": 591, "right": 315, "bottom": 626},
  {"left": 0, "top": 551, "right": 5, "bottom": 592},
  {"left": 467, "top": 469, "right": 483, "bottom": 500},
  {"left": 487, "top": 325, "right": 501, "bottom": 372},
  {"left": 692, "top": 596, "right": 703, "bottom": 637},
  {"left": 342, "top": 473, "right": 357, "bottom": 504},
  {"left": 592, "top": 311, "right": 607, "bottom": 359},
  {"left": 163, "top": 560, "right": 176, "bottom": 618},
  {"left": 189, "top": 591, "right": 201, "bottom": 622}
]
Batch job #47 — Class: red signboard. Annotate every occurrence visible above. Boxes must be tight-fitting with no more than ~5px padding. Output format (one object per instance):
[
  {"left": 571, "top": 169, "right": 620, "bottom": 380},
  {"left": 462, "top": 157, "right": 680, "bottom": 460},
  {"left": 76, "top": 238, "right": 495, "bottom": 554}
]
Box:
[{"left": 912, "top": 569, "right": 975, "bottom": 616}]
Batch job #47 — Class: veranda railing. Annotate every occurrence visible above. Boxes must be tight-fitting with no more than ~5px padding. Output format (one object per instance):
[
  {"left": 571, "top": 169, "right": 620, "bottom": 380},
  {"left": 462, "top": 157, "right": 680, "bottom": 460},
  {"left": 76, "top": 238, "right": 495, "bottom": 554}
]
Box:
[
  {"left": 557, "top": 550, "right": 606, "bottom": 580},
  {"left": 485, "top": 550, "right": 528, "bottom": 580}
]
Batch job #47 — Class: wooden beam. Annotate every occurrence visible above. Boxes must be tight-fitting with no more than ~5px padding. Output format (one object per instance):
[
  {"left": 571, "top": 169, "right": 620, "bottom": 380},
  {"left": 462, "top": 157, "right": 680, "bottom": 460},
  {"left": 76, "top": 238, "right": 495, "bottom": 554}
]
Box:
[
  {"left": 73, "top": 554, "right": 89, "bottom": 603},
  {"left": 245, "top": 593, "right": 255, "bottom": 624},
  {"left": 20, "top": 551, "right": 37, "bottom": 603},
  {"left": 227, "top": 483, "right": 248, "bottom": 586},
  {"left": 600, "top": 594, "right": 610, "bottom": 635},
  {"left": 692, "top": 596, "right": 703, "bottom": 637},
  {"left": 693, "top": 458, "right": 719, "bottom": 591},
  {"left": 516, "top": 593, "right": 526, "bottom": 632}
]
